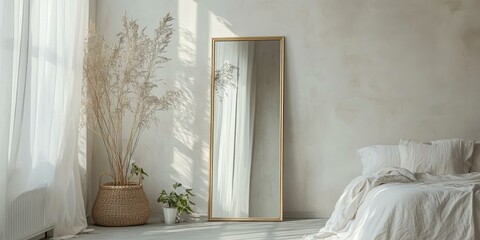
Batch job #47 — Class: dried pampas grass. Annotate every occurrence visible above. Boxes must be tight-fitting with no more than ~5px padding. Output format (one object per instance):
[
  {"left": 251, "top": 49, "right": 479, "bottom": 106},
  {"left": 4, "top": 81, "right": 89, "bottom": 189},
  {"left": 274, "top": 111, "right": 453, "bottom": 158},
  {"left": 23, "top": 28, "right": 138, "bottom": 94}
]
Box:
[{"left": 83, "top": 13, "right": 180, "bottom": 185}]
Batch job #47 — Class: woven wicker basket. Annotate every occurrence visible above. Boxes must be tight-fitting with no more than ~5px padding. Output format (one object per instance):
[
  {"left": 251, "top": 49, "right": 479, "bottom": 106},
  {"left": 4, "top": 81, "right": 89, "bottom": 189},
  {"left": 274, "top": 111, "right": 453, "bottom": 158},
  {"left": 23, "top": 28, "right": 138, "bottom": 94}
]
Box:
[{"left": 92, "top": 173, "right": 150, "bottom": 227}]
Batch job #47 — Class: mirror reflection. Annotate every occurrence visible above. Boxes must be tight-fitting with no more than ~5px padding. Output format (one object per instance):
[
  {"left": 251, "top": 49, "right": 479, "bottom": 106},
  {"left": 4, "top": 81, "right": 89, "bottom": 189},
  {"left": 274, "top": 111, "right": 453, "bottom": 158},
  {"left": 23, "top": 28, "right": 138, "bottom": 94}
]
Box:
[{"left": 210, "top": 37, "right": 284, "bottom": 220}]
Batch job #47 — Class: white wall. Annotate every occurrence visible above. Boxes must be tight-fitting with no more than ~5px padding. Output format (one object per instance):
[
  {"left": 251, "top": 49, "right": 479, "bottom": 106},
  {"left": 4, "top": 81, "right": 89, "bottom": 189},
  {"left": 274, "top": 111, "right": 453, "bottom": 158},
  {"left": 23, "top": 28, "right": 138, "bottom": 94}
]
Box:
[
  {"left": 249, "top": 41, "right": 281, "bottom": 218},
  {"left": 91, "top": 0, "right": 480, "bottom": 218}
]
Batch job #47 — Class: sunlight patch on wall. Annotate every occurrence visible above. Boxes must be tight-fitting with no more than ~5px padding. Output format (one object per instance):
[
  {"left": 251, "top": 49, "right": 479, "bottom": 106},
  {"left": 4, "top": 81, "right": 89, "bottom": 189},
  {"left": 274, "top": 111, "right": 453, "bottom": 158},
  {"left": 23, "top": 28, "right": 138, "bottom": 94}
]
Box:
[
  {"left": 171, "top": 148, "right": 193, "bottom": 183},
  {"left": 209, "top": 10, "right": 235, "bottom": 37},
  {"left": 177, "top": 0, "right": 197, "bottom": 64}
]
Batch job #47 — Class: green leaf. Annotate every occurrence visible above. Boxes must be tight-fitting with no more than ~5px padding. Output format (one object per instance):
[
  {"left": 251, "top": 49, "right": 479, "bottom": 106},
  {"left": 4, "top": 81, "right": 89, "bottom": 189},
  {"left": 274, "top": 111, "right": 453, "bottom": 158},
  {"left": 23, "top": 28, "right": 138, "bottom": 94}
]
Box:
[
  {"left": 130, "top": 163, "right": 149, "bottom": 179},
  {"left": 186, "top": 188, "right": 195, "bottom": 196}
]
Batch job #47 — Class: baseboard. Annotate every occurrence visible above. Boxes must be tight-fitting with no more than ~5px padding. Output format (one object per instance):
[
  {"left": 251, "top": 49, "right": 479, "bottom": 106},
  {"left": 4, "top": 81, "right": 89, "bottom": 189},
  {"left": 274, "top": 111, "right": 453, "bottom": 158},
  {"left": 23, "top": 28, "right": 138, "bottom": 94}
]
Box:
[
  {"left": 284, "top": 211, "right": 327, "bottom": 219},
  {"left": 88, "top": 211, "right": 324, "bottom": 223},
  {"left": 87, "top": 212, "right": 209, "bottom": 225}
]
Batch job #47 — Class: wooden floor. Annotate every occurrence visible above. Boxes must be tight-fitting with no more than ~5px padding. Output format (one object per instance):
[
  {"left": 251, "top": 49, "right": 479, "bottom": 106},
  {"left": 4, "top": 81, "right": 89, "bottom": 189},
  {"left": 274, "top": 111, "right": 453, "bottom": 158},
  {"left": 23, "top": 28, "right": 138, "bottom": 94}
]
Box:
[{"left": 67, "top": 219, "right": 326, "bottom": 240}]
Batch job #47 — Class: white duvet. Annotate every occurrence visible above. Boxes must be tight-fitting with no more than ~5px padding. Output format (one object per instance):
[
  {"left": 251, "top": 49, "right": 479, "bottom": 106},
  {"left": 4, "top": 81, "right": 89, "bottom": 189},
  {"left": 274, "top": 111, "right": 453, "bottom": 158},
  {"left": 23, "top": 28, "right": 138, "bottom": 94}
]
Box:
[{"left": 305, "top": 168, "right": 480, "bottom": 240}]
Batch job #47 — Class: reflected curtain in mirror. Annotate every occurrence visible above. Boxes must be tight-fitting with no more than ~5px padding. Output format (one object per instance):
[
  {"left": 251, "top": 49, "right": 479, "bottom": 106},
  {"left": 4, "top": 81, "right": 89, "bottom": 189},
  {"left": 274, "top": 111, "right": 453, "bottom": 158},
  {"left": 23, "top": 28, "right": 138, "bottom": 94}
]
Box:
[
  {"left": 213, "top": 41, "right": 256, "bottom": 218},
  {"left": 209, "top": 37, "right": 284, "bottom": 221}
]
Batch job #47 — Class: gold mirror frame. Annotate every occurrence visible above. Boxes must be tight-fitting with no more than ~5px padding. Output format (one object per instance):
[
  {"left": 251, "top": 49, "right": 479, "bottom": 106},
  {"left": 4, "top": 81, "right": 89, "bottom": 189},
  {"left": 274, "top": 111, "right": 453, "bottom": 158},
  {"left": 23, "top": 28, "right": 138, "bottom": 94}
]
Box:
[{"left": 208, "top": 36, "right": 285, "bottom": 222}]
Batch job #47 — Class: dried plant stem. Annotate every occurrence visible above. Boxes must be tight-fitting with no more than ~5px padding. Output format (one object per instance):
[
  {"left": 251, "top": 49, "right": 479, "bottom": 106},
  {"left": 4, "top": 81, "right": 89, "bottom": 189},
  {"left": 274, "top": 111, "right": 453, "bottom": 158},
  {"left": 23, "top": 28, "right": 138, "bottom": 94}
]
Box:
[{"left": 84, "top": 13, "right": 180, "bottom": 185}]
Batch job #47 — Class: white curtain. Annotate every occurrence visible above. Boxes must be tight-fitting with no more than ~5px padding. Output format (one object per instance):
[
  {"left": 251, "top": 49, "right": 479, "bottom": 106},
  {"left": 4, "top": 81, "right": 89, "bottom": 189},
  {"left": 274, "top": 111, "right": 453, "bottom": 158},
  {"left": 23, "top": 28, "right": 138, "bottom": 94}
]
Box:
[
  {"left": 0, "top": 0, "right": 88, "bottom": 238},
  {"left": 0, "top": 0, "right": 27, "bottom": 238},
  {"left": 212, "top": 41, "right": 256, "bottom": 218},
  {"left": 0, "top": 0, "right": 16, "bottom": 238}
]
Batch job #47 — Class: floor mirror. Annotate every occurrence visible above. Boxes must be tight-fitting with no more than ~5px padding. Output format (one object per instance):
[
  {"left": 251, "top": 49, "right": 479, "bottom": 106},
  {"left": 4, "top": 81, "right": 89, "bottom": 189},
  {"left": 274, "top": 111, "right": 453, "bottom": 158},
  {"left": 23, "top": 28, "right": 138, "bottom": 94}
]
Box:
[{"left": 209, "top": 37, "right": 285, "bottom": 221}]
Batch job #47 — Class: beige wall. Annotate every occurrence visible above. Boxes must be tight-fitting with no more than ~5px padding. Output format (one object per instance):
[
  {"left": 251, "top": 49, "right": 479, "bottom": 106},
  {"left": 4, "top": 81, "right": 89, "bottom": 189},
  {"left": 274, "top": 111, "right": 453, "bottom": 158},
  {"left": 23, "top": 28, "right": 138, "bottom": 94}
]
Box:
[{"left": 91, "top": 0, "right": 480, "bottom": 218}]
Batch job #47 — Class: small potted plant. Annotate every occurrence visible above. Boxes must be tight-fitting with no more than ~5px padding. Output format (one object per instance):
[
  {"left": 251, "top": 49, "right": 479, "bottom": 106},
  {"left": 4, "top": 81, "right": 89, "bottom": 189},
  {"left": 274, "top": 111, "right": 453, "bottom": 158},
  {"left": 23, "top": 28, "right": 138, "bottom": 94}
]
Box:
[{"left": 157, "top": 182, "right": 195, "bottom": 224}]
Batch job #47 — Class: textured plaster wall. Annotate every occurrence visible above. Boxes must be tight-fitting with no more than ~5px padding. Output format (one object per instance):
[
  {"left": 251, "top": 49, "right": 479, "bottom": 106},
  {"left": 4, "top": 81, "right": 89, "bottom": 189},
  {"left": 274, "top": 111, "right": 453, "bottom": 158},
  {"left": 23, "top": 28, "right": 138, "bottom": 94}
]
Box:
[{"left": 91, "top": 0, "right": 480, "bottom": 218}]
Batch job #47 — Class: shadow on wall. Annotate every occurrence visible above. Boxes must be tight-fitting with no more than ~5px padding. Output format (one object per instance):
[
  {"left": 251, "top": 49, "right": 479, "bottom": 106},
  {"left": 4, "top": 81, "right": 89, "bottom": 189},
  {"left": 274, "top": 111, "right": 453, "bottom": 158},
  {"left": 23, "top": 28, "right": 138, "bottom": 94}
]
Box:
[
  {"left": 163, "top": 0, "right": 290, "bottom": 216},
  {"left": 90, "top": 0, "right": 291, "bottom": 218},
  {"left": 89, "top": 1, "right": 213, "bottom": 218},
  {"left": 187, "top": 0, "right": 295, "bottom": 217},
  {"left": 147, "top": 0, "right": 212, "bottom": 216},
  {"left": 169, "top": 26, "right": 211, "bottom": 213}
]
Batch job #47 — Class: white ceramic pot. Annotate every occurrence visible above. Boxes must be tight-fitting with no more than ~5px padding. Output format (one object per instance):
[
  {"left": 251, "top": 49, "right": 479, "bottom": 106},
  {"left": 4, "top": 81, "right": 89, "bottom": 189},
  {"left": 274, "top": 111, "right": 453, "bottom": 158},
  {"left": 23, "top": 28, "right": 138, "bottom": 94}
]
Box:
[{"left": 163, "top": 207, "right": 177, "bottom": 224}]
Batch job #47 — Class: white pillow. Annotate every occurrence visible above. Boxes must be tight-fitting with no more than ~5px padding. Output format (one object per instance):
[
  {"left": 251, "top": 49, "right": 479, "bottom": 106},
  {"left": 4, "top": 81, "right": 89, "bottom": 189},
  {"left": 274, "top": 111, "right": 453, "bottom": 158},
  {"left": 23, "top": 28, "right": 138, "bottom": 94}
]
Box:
[
  {"left": 469, "top": 141, "right": 480, "bottom": 172},
  {"left": 357, "top": 145, "right": 401, "bottom": 175},
  {"left": 399, "top": 139, "right": 474, "bottom": 175}
]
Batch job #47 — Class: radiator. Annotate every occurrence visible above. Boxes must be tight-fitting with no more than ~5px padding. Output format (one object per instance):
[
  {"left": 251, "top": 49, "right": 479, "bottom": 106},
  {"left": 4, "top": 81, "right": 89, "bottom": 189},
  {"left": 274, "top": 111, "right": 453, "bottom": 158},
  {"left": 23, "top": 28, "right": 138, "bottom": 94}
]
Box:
[{"left": 6, "top": 186, "right": 53, "bottom": 240}]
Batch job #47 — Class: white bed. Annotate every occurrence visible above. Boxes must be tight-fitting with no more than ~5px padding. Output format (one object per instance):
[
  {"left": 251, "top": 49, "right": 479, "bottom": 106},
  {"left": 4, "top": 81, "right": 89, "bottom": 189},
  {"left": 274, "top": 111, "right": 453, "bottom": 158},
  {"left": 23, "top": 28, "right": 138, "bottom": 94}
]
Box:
[
  {"left": 305, "top": 138, "right": 480, "bottom": 240},
  {"left": 305, "top": 169, "right": 480, "bottom": 239}
]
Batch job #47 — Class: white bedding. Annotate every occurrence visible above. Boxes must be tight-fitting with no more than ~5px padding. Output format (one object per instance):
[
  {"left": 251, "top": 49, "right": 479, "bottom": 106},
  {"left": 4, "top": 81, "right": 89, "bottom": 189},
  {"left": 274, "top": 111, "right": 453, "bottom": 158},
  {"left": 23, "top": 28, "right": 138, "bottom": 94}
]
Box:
[{"left": 305, "top": 168, "right": 480, "bottom": 240}]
